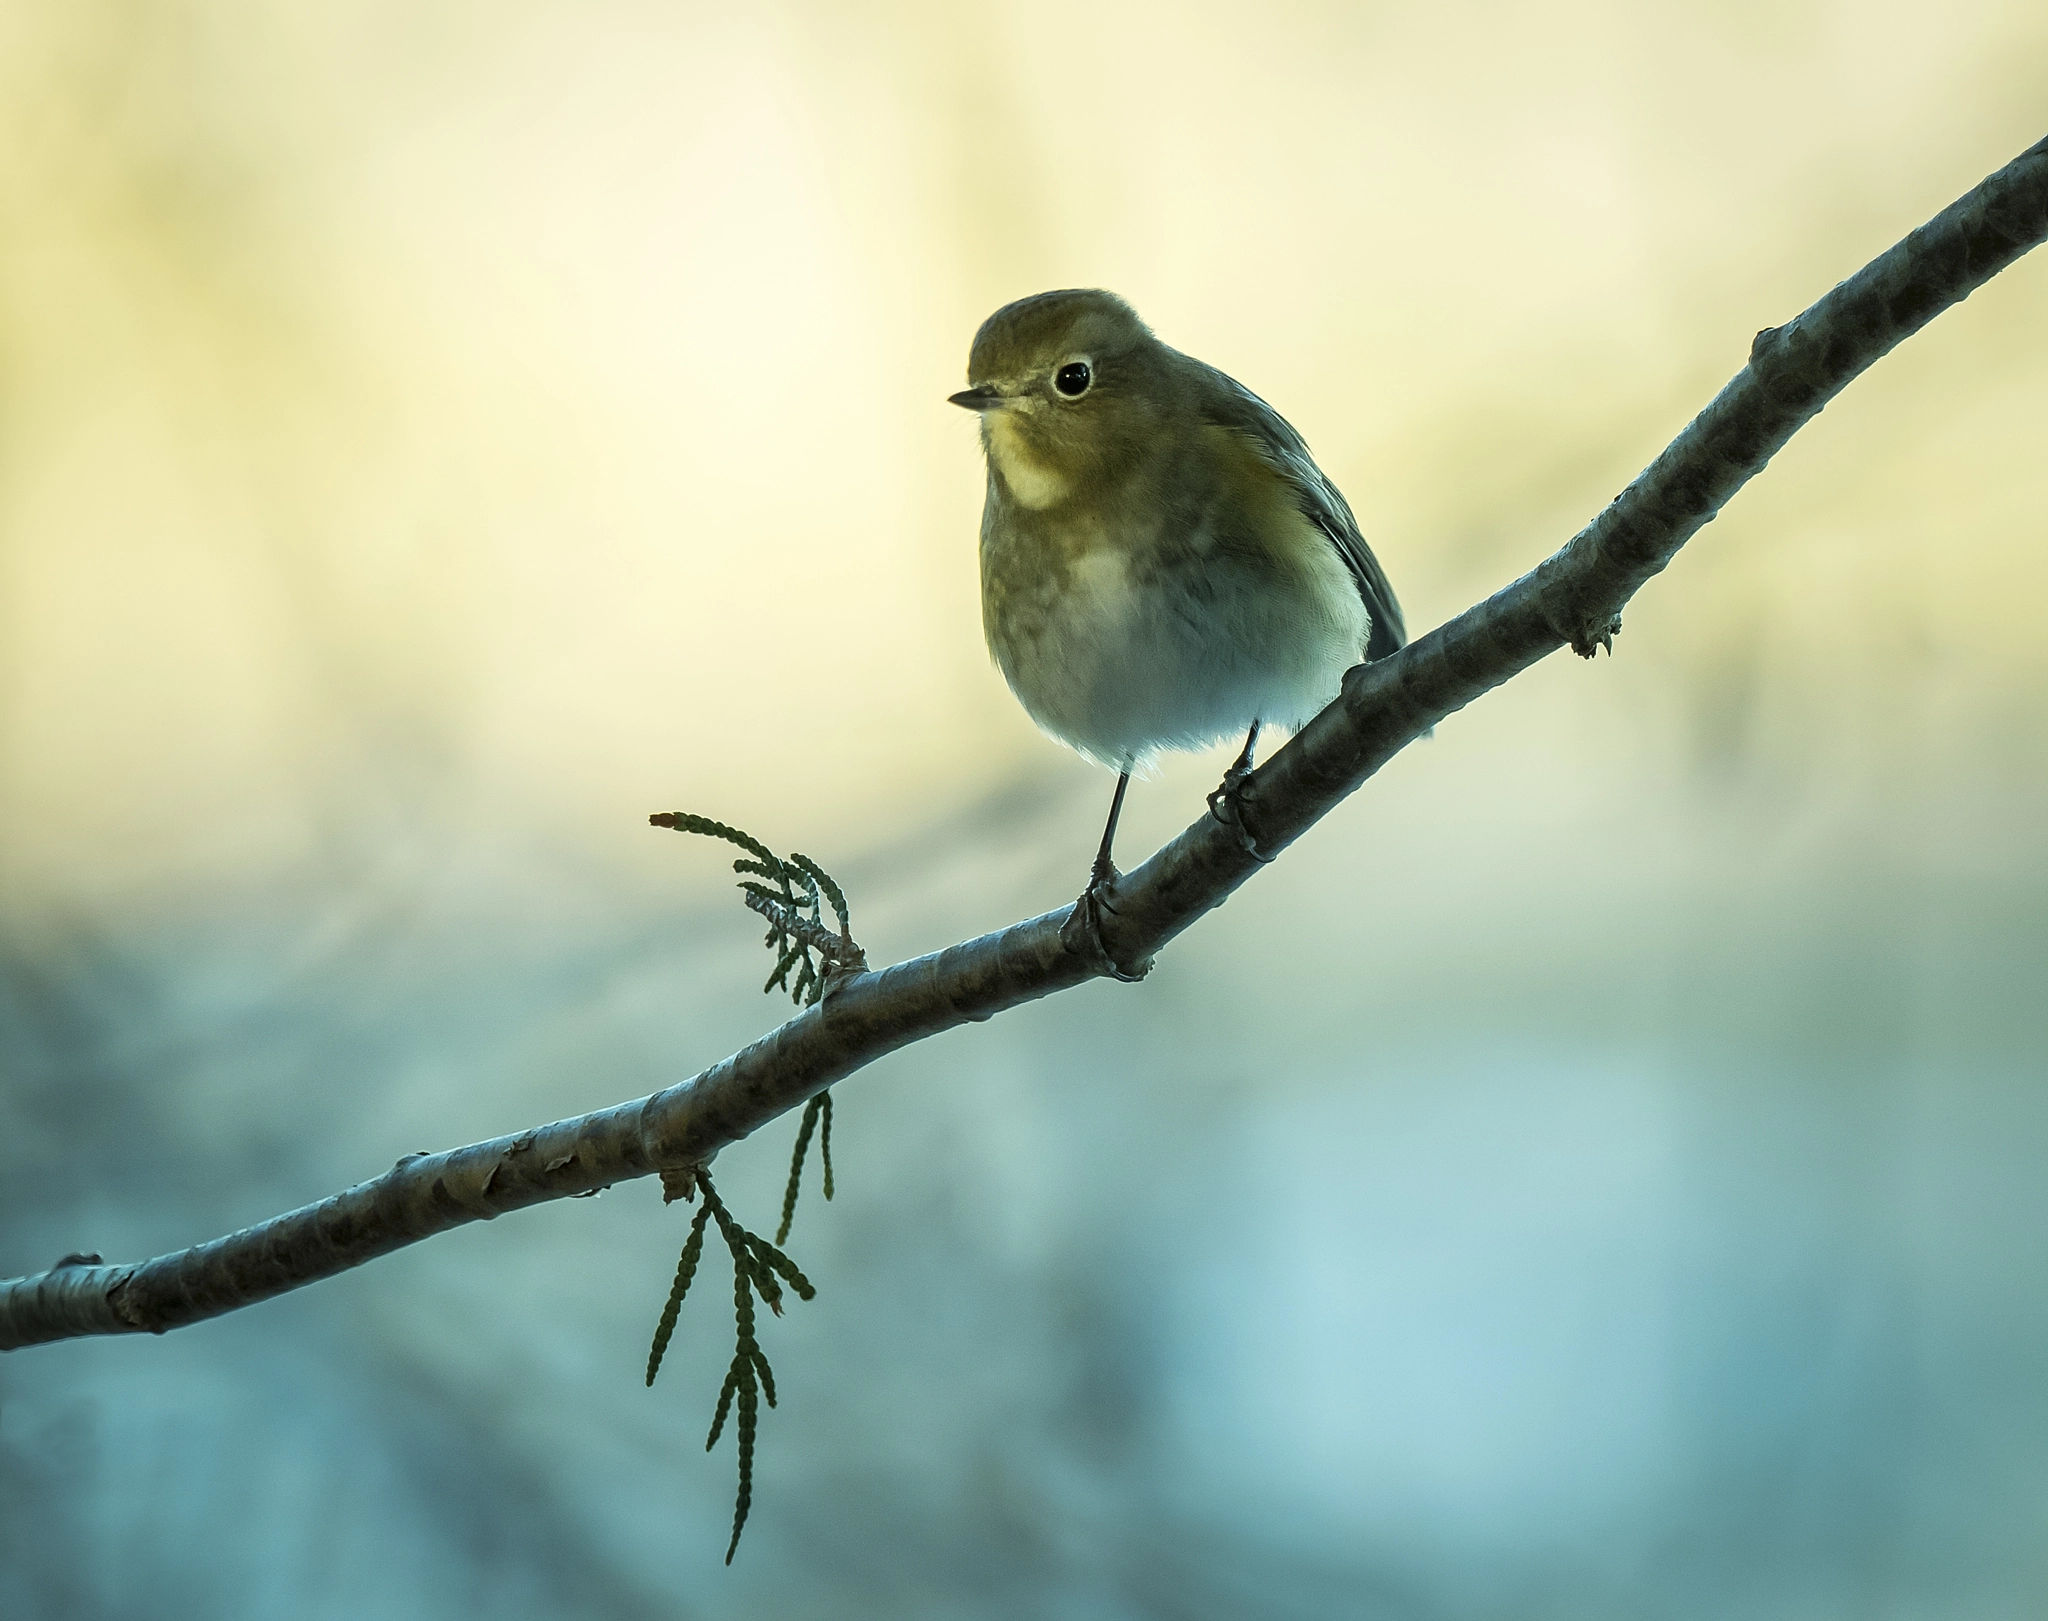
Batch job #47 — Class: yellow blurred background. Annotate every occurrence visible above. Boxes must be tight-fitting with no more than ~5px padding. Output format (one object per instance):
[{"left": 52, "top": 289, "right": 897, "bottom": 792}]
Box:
[{"left": 3, "top": 4, "right": 2046, "bottom": 1617}]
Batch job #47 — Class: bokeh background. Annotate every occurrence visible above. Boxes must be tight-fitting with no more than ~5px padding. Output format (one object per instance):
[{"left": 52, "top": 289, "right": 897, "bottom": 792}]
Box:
[{"left": 4, "top": 3, "right": 2047, "bottom": 1616}]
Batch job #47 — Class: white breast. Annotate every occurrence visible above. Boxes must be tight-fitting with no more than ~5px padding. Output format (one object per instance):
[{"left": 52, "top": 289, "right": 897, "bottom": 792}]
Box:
[{"left": 994, "top": 509, "right": 1370, "bottom": 772}]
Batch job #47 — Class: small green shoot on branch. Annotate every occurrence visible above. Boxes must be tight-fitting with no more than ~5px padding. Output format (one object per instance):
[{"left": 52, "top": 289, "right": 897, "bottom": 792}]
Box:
[{"left": 643, "top": 811, "right": 861, "bottom": 1559}]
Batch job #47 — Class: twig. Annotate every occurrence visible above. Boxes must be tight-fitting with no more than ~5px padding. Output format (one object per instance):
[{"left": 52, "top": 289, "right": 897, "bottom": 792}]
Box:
[{"left": 740, "top": 891, "right": 865, "bottom": 972}]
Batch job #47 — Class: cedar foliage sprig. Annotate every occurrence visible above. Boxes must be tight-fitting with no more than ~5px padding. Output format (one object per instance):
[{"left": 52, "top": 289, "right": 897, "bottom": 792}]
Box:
[
  {"left": 645, "top": 1168, "right": 816, "bottom": 1564},
  {"left": 775, "top": 1091, "right": 833, "bottom": 1246},
  {"left": 649, "top": 811, "right": 863, "bottom": 1007},
  {"left": 644, "top": 813, "right": 852, "bottom": 1560},
  {"left": 651, "top": 810, "right": 855, "bottom": 1246}
]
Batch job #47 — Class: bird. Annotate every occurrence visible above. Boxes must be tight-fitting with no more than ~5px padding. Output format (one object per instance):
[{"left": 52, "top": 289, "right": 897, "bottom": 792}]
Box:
[{"left": 952, "top": 288, "right": 1407, "bottom": 900}]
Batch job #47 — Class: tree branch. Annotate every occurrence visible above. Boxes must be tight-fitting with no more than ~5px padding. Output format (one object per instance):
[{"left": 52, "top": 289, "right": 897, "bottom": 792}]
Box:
[{"left": 5, "top": 133, "right": 2044, "bottom": 1354}]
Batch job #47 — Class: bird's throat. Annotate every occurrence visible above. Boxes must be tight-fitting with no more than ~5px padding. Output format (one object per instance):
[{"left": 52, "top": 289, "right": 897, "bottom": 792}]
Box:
[{"left": 985, "top": 414, "right": 1071, "bottom": 510}]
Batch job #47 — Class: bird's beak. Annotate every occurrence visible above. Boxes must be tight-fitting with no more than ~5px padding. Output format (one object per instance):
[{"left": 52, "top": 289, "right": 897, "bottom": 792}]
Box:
[{"left": 947, "top": 384, "right": 1007, "bottom": 412}]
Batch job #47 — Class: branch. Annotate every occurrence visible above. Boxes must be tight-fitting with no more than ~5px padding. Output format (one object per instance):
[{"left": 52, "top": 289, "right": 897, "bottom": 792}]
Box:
[{"left": 6, "top": 133, "right": 2044, "bottom": 1353}]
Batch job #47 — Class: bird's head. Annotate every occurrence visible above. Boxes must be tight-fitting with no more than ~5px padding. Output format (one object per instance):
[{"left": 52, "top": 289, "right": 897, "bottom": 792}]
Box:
[{"left": 950, "top": 289, "right": 1168, "bottom": 508}]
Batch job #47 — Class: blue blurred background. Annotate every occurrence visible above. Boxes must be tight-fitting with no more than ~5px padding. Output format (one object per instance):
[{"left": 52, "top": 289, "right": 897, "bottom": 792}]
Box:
[{"left": 4, "top": 3, "right": 2047, "bottom": 1616}]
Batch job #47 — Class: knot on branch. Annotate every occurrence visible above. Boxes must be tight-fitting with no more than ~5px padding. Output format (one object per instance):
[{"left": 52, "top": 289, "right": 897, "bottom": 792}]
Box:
[
  {"left": 659, "top": 1165, "right": 703, "bottom": 1204},
  {"left": 1570, "top": 612, "right": 1623, "bottom": 659}
]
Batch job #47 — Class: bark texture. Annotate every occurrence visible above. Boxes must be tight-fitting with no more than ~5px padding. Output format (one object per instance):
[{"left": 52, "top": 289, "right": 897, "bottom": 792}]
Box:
[{"left": 5, "top": 133, "right": 2044, "bottom": 1353}]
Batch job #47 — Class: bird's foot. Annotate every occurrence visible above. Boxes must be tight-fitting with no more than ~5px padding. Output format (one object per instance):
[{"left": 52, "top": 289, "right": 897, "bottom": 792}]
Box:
[
  {"left": 1061, "top": 861, "right": 1148, "bottom": 983},
  {"left": 1207, "top": 765, "right": 1277, "bottom": 864}
]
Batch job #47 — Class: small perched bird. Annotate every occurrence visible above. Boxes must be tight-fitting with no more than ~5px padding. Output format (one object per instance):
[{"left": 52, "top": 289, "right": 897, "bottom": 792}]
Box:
[{"left": 953, "top": 288, "right": 1407, "bottom": 895}]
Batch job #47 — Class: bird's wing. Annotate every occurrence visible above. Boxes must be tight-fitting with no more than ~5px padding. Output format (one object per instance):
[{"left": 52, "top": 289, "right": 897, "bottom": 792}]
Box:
[{"left": 1199, "top": 365, "right": 1407, "bottom": 661}]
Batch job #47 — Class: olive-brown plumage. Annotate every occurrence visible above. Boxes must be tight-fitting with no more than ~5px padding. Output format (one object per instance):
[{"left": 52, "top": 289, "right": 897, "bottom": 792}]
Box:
[{"left": 953, "top": 288, "right": 1406, "bottom": 888}]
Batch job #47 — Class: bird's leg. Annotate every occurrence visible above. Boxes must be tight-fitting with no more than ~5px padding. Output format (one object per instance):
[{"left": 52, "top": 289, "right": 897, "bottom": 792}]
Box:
[
  {"left": 1225, "top": 722, "right": 1260, "bottom": 791},
  {"left": 1207, "top": 722, "right": 1275, "bottom": 863},
  {"left": 1062, "top": 769, "right": 1147, "bottom": 983},
  {"left": 1087, "top": 771, "right": 1131, "bottom": 894}
]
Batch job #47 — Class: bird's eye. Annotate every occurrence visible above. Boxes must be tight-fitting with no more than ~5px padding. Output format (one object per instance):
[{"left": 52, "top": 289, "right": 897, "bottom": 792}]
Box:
[{"left": 1054, "top": 360, "right": 1092, "bottom": 398}]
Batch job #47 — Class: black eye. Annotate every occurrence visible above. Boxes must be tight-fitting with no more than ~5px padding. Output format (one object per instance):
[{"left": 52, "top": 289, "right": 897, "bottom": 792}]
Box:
[{"left": 1054, "top": 361, "right": 1091, "bottom": 398}]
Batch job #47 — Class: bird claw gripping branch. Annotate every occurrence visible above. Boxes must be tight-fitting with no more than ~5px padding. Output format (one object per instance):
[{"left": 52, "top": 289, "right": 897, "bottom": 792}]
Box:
[{"left": 1206, "top": 768, "right": 1278, "bottom": 866}]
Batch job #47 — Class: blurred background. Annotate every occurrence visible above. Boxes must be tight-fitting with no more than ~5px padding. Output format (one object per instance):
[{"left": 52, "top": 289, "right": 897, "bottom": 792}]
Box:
[{"left": 3, "top": 2, "right": 2046, "bottom": 1616}]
